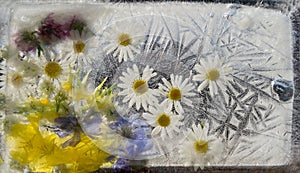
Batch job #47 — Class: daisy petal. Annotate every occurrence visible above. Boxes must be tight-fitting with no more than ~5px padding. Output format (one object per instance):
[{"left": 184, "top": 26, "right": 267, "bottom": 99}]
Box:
[
  {"left": 198, "top": 80, "right": 209, "bottom": 91},
  {"left": 152, "top": 126, "right": 161, "bottom": 136}
]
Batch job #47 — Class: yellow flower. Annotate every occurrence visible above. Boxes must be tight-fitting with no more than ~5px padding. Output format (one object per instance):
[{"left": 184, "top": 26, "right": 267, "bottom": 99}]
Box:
[
  {"left": 40, "top": 97, "right": 50, "bottom": 105},
  {"left": 62, "top": 81, "right": 72, "bottom": 91},
  {"left": 7, "top": 115, "right": 113, "bottom": 172},
  {"left": 7, "top": 120, "right": 59, "bottom": 172},
  {"left": 92, "top": 77, "right": 116, "bottom": 120},
  {"left": 23, "top": 109, "right": 59, "bottom": 124},
  {"left": 63, "top": 134, "right": 112, "bottom": 173},
  {"left": 18, "top": 96, "right": 57, "bottom": 115}
]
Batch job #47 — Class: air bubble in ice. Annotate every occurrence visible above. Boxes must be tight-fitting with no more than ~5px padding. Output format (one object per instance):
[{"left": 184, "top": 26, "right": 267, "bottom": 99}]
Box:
[{"left": 272, "top": 78, "right": 293, "bottom": 102}]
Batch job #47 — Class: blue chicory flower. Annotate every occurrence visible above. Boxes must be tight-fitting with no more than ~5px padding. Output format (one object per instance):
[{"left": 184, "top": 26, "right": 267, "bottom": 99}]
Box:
[
  {"left": 110, "top": 114, "right": 153, "bottom": 170},
  {"left": 80, "top": 108, "right": 103, "bottom": 137}
]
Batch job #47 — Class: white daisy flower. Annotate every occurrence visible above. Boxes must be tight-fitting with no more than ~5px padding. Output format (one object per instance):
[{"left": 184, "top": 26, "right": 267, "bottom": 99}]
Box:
[
  {"left": 118, "top": 64, "right": 159, "bottom": 111},
  {"left": 6, "top": 70, "right": 32, "bottom": 101},
  {"left": 69, "top": 28, "right": 97, "bottom": 66},
  {"left": 38, "top": 50, "right": 75, "bottom": 87},
  {"left": 52, "top": 29, "right": 97, "bottom": 68},
  {"left": 159, "top": 74, "right": 196, "bottom": 114},
  {"left": 5, "top": 67, "right": 36, "bottom": 101},
  {"left": 142, "top": 103, "right": 183, "bottom": 140},
  {"left": 179, "top": 123, "right": 224, "bottom": 171},
  {"left": 193, "top": 57, "right": 233, "bottom": 96},
  {"left": 16, "top": 58, "right": 42, "bottom": 78},
  {"left": 103, "top": 21, "right": 144, "bottom": 63}
]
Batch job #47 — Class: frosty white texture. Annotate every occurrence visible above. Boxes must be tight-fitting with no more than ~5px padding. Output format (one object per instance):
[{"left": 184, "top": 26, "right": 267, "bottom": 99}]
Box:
[{"left": 9, "top": 2, "right": 293, "bottom": 167}]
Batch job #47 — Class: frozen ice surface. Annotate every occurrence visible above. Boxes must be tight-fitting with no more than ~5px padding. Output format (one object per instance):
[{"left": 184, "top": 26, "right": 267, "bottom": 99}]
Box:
[{"left": 0, "top": 1, "right": 297, "bottom": 170}]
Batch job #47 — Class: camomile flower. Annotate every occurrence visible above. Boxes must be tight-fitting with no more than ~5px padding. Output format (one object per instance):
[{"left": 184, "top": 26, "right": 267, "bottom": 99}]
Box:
[
  {"left": 53, "top": 31, "right": 96, "bottom": 68},
  {"left": 118, "top": 64, "right": 159, "bottom": 111},
  {"left": 142, "top": 103, "right": 183, "bottom": 140},
  {"left": 179, "top": 123, "right": 224, "bottom": 171},
  {"left": 193, "top": 57, "right": 232, "bottom": 96},
  {"left": 38, "top": 50, "right": 74, "bottom": 87},
  {"left": 68, "top": 28, "right": 98, "bottom": 66},
  {"left": 6, "top": 67, "right": 35, "bottom": 101},
  {"left": 9, "top": 56, "right": 42, "bottom": 78},
  {"left": 52, "top": 16, "right": 96, "bottom": 66},
  {"left": 103, "top": 21, "right": 144, "bottom": 63},
  {"left": 4, "top": 58, "right": 39, "bottom": 101},
  {"left": 158, "top": 74, "right": 196, "bottom": 114}
]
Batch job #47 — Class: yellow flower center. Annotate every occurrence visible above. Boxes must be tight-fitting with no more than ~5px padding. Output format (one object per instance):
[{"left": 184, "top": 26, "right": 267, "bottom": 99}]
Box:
[
  {"left": 44, "top": 62, "right": 62, "bottom": 79},
  {"left": 132, "top": 79, "right": 148, "bottom": 95},
  {"left": 40, "top": 98, "right": 50, "bottom": 105},
  {"left": 11, "top": 73, "right": 23, "bottom": 87},
  {"left": 194, "top": 140, "right": 209, "bottom": 154},
  {"left": 168, "top": 88, "right": 182, "bottom": 101},
  {"left": 118, "top": 33, "right": 131, "bottom": 46},
  {"left": 74, "top": 41, "right": 85, "bottom": 53},
  {"left": 206, "top": 68, "right": 220, "bottom": 81},
  {"left": 62, "top": 82, "right": 72, "bottom": 91},
  {"left": 156, "top": 113, "right": 171, "bottom": 127}
]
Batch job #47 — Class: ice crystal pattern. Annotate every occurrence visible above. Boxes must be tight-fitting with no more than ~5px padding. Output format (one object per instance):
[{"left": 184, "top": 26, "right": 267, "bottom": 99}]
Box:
[
  {"left": 103, "top": 6, "right": 292, "bottom": 165},
  {"left": 2, "top": 3, "right": 294, "bottom": 170}
]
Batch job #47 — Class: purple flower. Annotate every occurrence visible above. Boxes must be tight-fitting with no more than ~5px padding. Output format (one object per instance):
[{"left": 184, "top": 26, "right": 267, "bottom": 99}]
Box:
[
  {"left": 44, "top": 116, "right": 82, "bottom": 148},
  {"left": 38, "top": 13, "right": 68, "bottom": 44},
  {"left": 14, "top": 30, "right": 43, "bottom": 55},
  {"left": 53, "top": 116, "right": 79, "bottom": 138}
]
